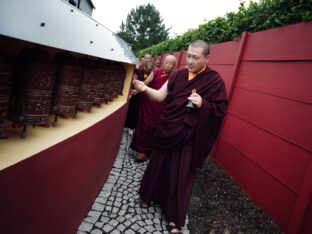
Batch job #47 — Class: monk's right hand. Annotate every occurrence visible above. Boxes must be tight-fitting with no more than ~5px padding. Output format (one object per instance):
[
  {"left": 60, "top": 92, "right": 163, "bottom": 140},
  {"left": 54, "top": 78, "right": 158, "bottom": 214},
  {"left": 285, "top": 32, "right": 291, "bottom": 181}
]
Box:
[{"left": 133, "top": 80, "right": 146, "bottom": 92}]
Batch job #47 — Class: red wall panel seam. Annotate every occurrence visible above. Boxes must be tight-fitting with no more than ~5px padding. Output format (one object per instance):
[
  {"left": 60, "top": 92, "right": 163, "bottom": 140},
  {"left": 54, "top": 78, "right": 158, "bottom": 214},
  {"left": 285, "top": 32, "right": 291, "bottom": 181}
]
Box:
[
  {"left": 226, "top": 112, "right": 312, "bottom": 153},
  {"left": 234, "top": 86, "right": 312, "bottom": 105},
  {"left": 212, "top": 32, "right": 249, "bottom": 160}
]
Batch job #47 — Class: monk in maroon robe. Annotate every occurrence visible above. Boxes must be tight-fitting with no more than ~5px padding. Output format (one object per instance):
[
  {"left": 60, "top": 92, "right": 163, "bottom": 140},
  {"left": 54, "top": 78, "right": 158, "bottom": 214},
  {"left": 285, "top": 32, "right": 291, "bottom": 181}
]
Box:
[
  {"left": 131, "top": 55, "right": 177, "bottom": 161},
  {"left": 124, "top": 60, "right": 153, "bottom": 129},
  {"left": 133, "top": 40, "right": 228, "bottom": 233}
]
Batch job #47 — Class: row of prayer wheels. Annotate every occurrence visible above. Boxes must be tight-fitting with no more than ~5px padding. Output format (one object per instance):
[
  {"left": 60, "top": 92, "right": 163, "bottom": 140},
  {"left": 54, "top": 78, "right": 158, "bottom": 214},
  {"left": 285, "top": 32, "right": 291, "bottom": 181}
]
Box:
[{"left": 0, "top": 47, "right": 126, "bottom": 138}]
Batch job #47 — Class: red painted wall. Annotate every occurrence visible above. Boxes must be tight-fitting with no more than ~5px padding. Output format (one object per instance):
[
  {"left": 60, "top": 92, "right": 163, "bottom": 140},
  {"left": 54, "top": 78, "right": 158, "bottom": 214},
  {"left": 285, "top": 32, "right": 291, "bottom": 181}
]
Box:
[
  {"left": 0, "top": 104, "right": 128, "bottom": 234},
  {"left": 212, "top": 22, "right": 312, "bottom": 233}
]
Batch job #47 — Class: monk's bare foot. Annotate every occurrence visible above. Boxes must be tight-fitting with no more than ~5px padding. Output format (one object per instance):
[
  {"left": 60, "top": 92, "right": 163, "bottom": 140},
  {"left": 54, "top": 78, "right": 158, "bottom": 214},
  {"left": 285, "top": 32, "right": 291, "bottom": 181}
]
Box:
[
  {"left": 139, "top": 200, "right": 150, "bottom": 208},
  {"left": 167, "top": 222, "right": 182, "bottom": 233},
  {"left": 135, "top": 152, "right": 147, "bottom": 162}
]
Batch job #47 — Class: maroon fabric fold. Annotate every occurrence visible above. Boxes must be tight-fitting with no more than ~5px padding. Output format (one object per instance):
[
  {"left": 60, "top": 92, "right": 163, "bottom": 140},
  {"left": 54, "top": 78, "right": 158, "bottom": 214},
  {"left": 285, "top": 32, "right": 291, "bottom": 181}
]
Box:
[
  {"left": 154, "top": 66, "right": 228, "bottom": 169},
  {"left": 131, "top": 68, "right": 171, "bottom": 155}
]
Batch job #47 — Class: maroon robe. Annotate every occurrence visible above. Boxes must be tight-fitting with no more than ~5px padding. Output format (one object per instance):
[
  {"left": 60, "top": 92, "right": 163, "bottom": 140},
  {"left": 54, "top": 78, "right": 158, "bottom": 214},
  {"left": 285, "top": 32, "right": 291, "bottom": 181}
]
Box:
[
  {"left": 131, "top": 68, "right": 171, "bottom": 156},
  {"left": 139, "top": 66, "right": 228, "bottom": 228},
  {"left": 124, "top": 68, "right": 150, "bottom": 129}
]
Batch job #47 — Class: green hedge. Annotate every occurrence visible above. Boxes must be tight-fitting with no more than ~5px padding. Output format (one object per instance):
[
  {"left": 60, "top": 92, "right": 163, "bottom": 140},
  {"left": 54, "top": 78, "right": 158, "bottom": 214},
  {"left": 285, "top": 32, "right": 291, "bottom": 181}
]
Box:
[{"left": 136, "top": 0, "right": 312, "bottom": 58}]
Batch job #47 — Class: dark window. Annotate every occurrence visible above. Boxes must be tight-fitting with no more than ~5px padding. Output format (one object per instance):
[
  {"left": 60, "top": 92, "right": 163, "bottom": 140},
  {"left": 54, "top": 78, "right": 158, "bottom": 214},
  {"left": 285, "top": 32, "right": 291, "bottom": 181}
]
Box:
[{"left": 69, "top": 0, "right": 77, "bottom": 6}]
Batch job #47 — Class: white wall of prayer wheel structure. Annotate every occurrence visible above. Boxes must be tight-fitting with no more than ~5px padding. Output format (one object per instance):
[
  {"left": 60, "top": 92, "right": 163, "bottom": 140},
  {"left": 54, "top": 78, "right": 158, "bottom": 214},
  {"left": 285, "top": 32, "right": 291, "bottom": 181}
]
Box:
[{"left": 0, "top": 1, "right": 136, "bottom": 233}]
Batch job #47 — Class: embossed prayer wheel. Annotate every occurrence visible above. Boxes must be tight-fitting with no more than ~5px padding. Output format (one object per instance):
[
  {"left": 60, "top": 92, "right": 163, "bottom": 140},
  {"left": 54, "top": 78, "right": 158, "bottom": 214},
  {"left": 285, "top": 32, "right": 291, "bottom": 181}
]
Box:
[
  {"left": 109, "top": 62, "right": 126, "bottom": 99},
  {"left": 101, "top": 61, "right": 113, "bottom": 103},
  {"left": 10, "top": 47, "right": 55, "bottom": 138},
  {"left": 77, "top": 58, "right": 96, "bottom": 112},
  {"left": 105, "top": 62, "right": 115, "bottom": 102},
  {"left": 0, "top": 55, "right": 15, "bottom": 138},
  {"left": 93, "top": 60, "right": 107, "bottom": 106},
  {"left": 115, "top": 63, "right": 126, "bottom": 96},
  {"left": 52, "top": 53, "right": 81, "bottom": 122},
  {"left": 110, "top": 63, "right": 119, "bottom": 99}
]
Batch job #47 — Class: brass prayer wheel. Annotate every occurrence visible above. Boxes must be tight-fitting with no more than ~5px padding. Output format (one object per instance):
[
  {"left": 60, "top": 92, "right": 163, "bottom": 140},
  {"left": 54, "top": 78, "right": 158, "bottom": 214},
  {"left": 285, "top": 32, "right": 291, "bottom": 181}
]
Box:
[
  {"left": 94, "top": 60, "right": 107, "bottom": 106},
  {"left": 9, "top": 47, "right": 55, "bottom": 138},
  {"left": 52, "top": 53, "right": 81, "bottom": 119},
  {"left": 115, "top": 63, "right": 126, "bottom": 96},
  {"left": 77, "top": 58, "right": 97, "bottom": 112},
  {"left": 0, "top": 55, "right": 15, "bottom": 138}
]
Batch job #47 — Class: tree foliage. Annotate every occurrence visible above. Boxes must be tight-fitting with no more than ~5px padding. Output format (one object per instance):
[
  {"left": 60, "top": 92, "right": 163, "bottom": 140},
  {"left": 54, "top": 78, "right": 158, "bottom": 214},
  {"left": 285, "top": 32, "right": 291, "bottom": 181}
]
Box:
[
  {"left": 137, "top": 0, "right": 312, "bottom": 58},
  {"left": 117, "top": 4, "right": 170, "bottom": 52}
]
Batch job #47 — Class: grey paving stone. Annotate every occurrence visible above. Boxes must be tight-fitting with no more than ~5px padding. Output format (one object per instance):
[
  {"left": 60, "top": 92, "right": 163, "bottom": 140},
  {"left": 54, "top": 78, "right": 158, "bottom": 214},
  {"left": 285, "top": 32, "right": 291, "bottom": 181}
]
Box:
[
  {"left": 85, "top": 216, "right": 98, "bottom": 224},
  {"left": 109, "top": 213, "right": 118, "bottom": 219},
  {"left": 153, "top": 218, "right": 161, "bottom": 224},
  {"left": 145, "top": 219, "right": 153, "bottom": 225},
  {"left": 145, "top": 224, "right": 156, "bottom": 233},
  {"left": 124, "top": 214, "right": 133, "bottom": 219},
  {"left": 112, "top": 207, "right": 119, "bottom": 214},
  {"left": 117, "top": 216, "right": 126, "bottom": 222},
  {"left": 92, "top": 202, "right": 105, "bottom": 212},
  {"left": 137, "top": 220, "right": 146, "bottom": 227},
  {"left": 135, "top": 208, "right": 142, "bottom": 214},
  {"left": 108, "top": 219, "right": 119, "bottom": 227},
  {"left": 102, "top": 224, "right": 114, "bottom": 233},
  {"left": 137, "top": 228, "right": 146, "bottom": 234},
  {"left": 90, "top": 229, "right": 103, "bottom": 234},
  {"left": 95, "top": 197, "right": 106, "bottom": 204},
  {"left": 78, "top": 222, "right": 93, "bottom": 232},
  {"left": 98, "top": 191, "right": 110, "bottom": 198},
  {"left": 125, "top": 229, "right": 136, "bottom": 234},
  {"left": 76, "top": 130, "right": 190, "bottom": 234},
  {"left": 117, "top": 223, "right": 126, "bottom": 232},
  {"left": 94, "top": 222, "right": 104, "bottom": 229},
  {"left": 110, "top": 229, "right": 121, "bottom": 234},
  {"left": 118, "top": 209, "right": 126, "bottom": 216},
  {"left": 100, "top": 216, "right": 110, "bottom": 223},
  {"left": 105, "top": 206, "right": 112, "bottom": 212},
  {"left": 155, "top": 224, "right": 163, "bottom": 230},
  {"left": 88, "top": 210, "right": 102, "bottom": 218},
  {"left": 131, "top": 223, "right": 140, "bottom": 231},
  {"left": 114, "top": 201, "right": 121, "bottom": 207},
  {"left": 123, "top": 220, "right": 132, "bottom": 227}
]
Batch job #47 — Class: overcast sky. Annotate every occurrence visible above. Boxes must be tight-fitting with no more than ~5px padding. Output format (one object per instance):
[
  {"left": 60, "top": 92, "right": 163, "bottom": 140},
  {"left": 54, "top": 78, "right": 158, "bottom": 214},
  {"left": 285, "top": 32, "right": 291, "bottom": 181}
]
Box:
[{"left": 91, "top": 0, "right": 258, "bottom": 37}]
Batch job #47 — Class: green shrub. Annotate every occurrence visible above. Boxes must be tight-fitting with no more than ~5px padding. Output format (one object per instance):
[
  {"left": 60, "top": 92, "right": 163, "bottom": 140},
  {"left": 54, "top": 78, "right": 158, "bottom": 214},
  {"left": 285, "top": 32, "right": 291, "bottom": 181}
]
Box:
[{"left": 136, "top": 0, "right": 312, "bottom": 58}]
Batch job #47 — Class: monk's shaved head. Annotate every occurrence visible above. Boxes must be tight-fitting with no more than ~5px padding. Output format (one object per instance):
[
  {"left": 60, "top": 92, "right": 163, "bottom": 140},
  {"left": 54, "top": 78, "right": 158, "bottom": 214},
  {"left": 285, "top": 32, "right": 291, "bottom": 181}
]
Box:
[
  {"left": 189, "top": 40, "right": 210, "bottom": 56},
  {"left": 164, "top": 55, "right": 177, "bottom": 66}
]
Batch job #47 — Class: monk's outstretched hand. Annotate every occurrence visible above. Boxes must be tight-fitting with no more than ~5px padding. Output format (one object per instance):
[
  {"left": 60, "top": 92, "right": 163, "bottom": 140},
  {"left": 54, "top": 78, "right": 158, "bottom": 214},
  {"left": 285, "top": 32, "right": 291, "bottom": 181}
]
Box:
[
  {"left": 133, "top": 80, "right": 146, "bottom": 93},
  {"left": 188, "top": 92, "right": 202, "bottom": 108}
]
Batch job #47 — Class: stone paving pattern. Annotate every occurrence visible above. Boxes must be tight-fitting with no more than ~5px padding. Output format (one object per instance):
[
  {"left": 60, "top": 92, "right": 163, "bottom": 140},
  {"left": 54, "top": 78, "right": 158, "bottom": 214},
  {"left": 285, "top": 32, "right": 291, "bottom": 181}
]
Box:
[{"left": 77, "top": 129, "right": 190, "bottom": 234}]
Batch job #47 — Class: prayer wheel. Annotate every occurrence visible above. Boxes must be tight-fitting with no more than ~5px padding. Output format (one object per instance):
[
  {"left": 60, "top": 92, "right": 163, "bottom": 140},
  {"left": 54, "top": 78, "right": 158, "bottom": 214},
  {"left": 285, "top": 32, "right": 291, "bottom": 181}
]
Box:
[
  {"left": 93, "top": 60, "right": 107, "bottom": 106},
  {"left": 77, "top": 58, "right": 96, "bottom": 112},
  {"left": 0, "top": 55, "right": 14, "bottom": 139},
  {"left": 115, "top": 63, "right": 126, "bottom": 96},
  {"left": 105, "top": 62, "right": 115, "bottom": 102},
  {"left": 10, "top": 47, "right": 55, "bottom": 138},
  {"left": 101, "top": 61, "right": 111, "bottom": 103},
  {"left": 52, "top": 53, "right": 81, "bottom": 124}
]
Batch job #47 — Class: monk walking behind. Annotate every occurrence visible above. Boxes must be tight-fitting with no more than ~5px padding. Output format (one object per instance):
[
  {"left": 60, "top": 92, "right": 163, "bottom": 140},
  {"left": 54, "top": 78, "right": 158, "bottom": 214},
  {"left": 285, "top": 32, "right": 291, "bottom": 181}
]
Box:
[
  {"left": 131, "top": 55, "right": 178, "bottom": 162},
  {"left": 133, "top": 40, "right": 228, "bottom": 233}
]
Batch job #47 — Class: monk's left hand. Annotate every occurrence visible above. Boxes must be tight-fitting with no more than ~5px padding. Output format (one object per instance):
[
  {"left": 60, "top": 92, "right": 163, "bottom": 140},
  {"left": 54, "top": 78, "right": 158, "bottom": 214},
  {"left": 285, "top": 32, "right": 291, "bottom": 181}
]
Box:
[{"left": 188, "top": 93, "right": 202, "bottom": 108}]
